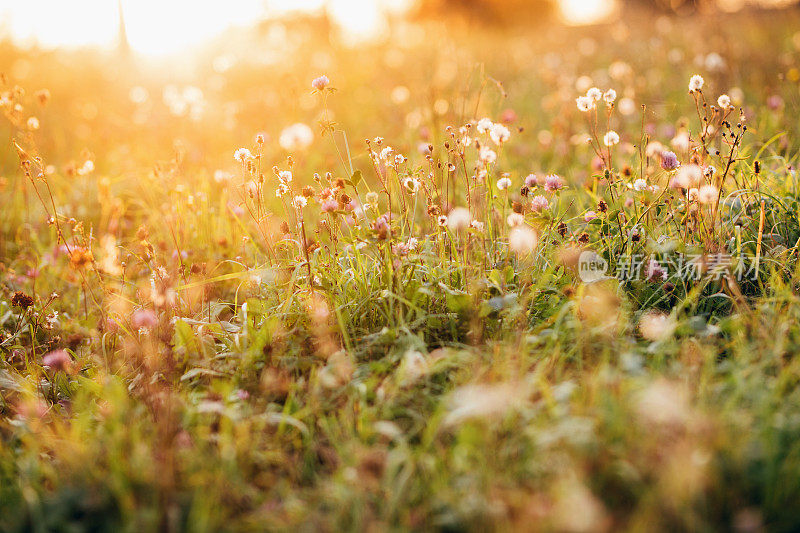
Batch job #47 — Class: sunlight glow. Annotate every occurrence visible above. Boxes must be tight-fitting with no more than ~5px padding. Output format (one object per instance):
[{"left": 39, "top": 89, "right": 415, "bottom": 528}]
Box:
[
  {"left": 558, "top": 0, "right": 616, "bottom": 25},
  {"left": 0, "top": 0, "right": 411, "bottom": 56}
]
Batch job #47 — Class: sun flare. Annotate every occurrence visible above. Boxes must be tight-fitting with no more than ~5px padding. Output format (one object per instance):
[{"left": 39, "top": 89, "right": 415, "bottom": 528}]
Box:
[{"left": 0, "top": 0, "right": 412, "bottom": 56}]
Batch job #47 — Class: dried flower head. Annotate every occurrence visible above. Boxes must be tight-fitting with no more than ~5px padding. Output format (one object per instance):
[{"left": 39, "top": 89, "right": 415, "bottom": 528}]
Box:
[{"left": 11, "top": 291, "right": 34, "bottom": 309}]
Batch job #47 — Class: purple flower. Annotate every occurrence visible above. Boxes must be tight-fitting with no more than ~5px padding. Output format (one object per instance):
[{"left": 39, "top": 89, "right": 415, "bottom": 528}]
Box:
[
  {"left": 43, "top": 349, "right": 72, "bottom": 372},
  {"left": 646, "top": 259, "right": 667, "bottom": 282},
  {"left": 660, "top": 151, "right": 680, "bottom": 171},
  {"left": 132, "top": 309, "right": 158, "bottom": 329},
  {"left": 530, "top": 195, "right": 549, "bottom": 212},
  {"left": 524, "top": 174, "right": 538, "bottom": 188},
  {"left": 321, "top": 199, "right": 338, "bottom": 213},
  {"left": 544, "top": 174, "right": 564, "bottom": 192},
  {"left": 311, "top": 75, "right": 330, "bottom": 91}
]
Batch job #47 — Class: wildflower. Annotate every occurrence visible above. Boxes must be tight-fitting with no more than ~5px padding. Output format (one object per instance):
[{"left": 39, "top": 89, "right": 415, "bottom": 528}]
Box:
[
  {"left": 501, "top": 108, "right": 517, "bottom": 123},
  {"left": 278, "top": 170, "right": 293, "bottom": 183},
  {"left": 530, "top": 195, "right": 549, "bottom": 212},
  {"left": 27, "top": 117, "right": 40, "bottom": 130},
  {"left": 646, "top": 141, "right": 665, "bottom": 158},
  {"left": 78, "top": 160, "right": 94, "bottom": 175},
  {"left": 524, "top": 174, "right": 538, "bottom": 188},
  {"left": 403, "top": 177, "right": 421, "bottom": 193},
  {"left": 645, "top": 259, "right": 667, "bottom": 282},
  {"left": 406, "top": 237, "right": 419, "bottom": 251},
  {"left": 586, "top": 87, "right": 602, "bottom": 101},
  {"left": 476, "top": 117, "right": 493, "bottom": 134},
  {"left": 437, "top": 215, "right": 448, "bottom": 227},
  {"left": 132, "top": 309, "right": 158, "bottom": 329},
  {"left": 717, "top": 94, "right": 732, "bottom": 109},
  {"left": 292, "top": 196, "right": 308, "bottom": 209},
  {"left": 603, "top": 131, "right": 620, "bottom": 146},
  {"left": 688, "top": 74, "right": 704, "bottom": 92},
  {"left": 767, "top": 95, "right": 783, "bottom": 110},
  {"left": 479, "top": 145, "right": 497, "bottom": 164},
  {"left": 688, "top": 188, "right": 699, "bottom": 203},
  {"left": 544, "top": 174, "right": 564, "bottom": 191},
  {"left": 279, "top": 123, "right": 314, "bottom": 151},
  {"left": 365, "top": 191, "right": 379, "bottom": 205},
  {"left": 379, "top": 146, "right": 394, "bottom": 161},
  {"left": 373, "top": 216, "right": 390, "bottom": 239},
  {"left": 704, "top": 165, "right": 717, "bottom": 179},
  {"left": 671, "top": 164, "right": 702, "bottom": 189},
  {"left": 507, "top": 212, "right": 525, "bottom": 227},
  {"left": 321, "top": 199, "right": 338, "bottom": 212},
  {"left": 618, "top": 97, "right": 636, "bottom": 115},
  {"left": 509, "top": 226, "right": 538, "bottom": 253},
  {"left": 584, "top": 211, "right": 597, "bottom": 222},
  {"left": 447, "top": 207, "right": 471, "bottom": 231},
  {"left": 394, "top": 154, "right": 407, "bottom": 166},
  {"left": 42, "top": 349, "right": 72, "bottom": 373},
  {"left": 393, "top": 242, "right": 410, "bottom": 256},
  {"left": 234, "top": 148, "right": 252, "bottom": 162},
  {"left": 470, "top": 220, "right": 484, "bottom": 232},
  {"left": 11, "top": 291, "right": 34, "bottom": 309},
  {"left": 311, "top": 75, "right": 330, "bottom": 91},
  {"left": 660, "top": 150, "right": 680, "bottom": 171},
  {"left": 639, "top": 311, "right": 675, "bottom": 341},
  {"left": 671, "top": 131, "right": 690, "bottom": 152},
  {"left": 496, "top": 177, "right": 512, "bottom": 190},
  {"left": 576, "top": 96, "right": 594, "bottom": 112},
  {"left": 603, "top": 89, "right": 617, "bottom": 105},
  {"left": 697, "top": 184, "right": 719, "bottom": 205},
  {"left": 489, "top": 123, "right": 510, "bottom": 145},
  {"left": 69, "top": 247, "right": 93, "bottom": 269},
  {"left": 632, "top": 178, "right": 648, "bottom": 191}
]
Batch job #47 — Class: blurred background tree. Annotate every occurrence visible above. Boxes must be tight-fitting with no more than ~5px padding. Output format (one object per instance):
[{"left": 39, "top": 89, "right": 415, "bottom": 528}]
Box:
[
  {"left": 412, "top": 0, "right": 799, "bottom": 24},
  {"left": 411, "top": 0, "right": 556, "bottom": 25}
]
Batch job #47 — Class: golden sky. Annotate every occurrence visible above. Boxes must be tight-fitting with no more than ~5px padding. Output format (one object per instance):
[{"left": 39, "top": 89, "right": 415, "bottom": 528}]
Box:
[{"left": 0, "top": 0, "right": 613, "bottom": 55}]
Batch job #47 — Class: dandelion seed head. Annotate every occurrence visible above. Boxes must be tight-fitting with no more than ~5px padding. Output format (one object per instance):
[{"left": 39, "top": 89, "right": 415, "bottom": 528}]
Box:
[
  {"left": 489, "top": 123, "right": 510, "bottom": 145},
  {"left": 688, "top": 74, "right": 705, "bottom": 92},
  {"left": 496, "top": 177, "right": 512, "bottom": 190},
  {"left": 603, "top": 131, "right": 620, "bottom": 146},
  {"left": 507, "top": 212, "right": 525, "bottom": 227},
  {"left": 586, "top": 87, "right": 602, "bottom": 101},
  {"left": 697, "top": 184, "right": 719, "bottom": 205},
  {"left": 509, "top": 226, "right": 538, "bottom": 253},
  {"left": 234, "top": 148, "right": 253, "bottom": 162},
  {"left": 447, "top": 207, "right": 471, "bottom": 231},
  {"left": 576, "top": 95, "right": 594, "bottom": 112},
  {"left": 279, "top": 123, "right": 314, "bottom": 151}
]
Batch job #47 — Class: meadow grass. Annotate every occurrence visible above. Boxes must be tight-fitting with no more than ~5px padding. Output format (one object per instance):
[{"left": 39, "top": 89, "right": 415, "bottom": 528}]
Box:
[{"left": 3, "top": 8, "right": 800, "bottom": 531}]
